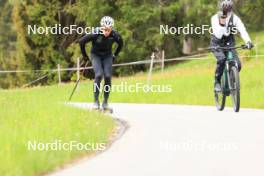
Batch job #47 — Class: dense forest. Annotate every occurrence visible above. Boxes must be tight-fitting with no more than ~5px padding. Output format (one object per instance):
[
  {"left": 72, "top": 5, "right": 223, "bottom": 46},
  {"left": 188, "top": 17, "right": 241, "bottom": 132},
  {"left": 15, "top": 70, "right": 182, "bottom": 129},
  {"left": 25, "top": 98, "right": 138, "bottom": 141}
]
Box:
[{"left": 0, "top": 0, "right": 263, "bottom": 88}]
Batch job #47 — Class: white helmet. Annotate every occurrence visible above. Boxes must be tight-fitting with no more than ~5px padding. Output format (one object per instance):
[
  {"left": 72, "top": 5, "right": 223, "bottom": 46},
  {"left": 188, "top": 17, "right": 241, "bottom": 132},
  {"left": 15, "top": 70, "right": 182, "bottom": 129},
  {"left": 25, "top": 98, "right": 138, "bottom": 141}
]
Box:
[
  {"left": 220, "top": 0, "right": 233, "bottom": 12},
  {"left": 100, "top": 16, "right": 114, "bottom": 28}
]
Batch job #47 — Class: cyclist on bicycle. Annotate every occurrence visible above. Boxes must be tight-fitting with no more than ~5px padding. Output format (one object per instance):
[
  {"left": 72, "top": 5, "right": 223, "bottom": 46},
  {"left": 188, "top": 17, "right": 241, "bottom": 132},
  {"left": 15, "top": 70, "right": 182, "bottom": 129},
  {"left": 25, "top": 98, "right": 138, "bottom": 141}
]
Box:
[
  {"left": 79, "top": 16, "right": 123, "bottom": 110},
  {"left": 211, "top": 0, "right": 253, "bottom": 92}
]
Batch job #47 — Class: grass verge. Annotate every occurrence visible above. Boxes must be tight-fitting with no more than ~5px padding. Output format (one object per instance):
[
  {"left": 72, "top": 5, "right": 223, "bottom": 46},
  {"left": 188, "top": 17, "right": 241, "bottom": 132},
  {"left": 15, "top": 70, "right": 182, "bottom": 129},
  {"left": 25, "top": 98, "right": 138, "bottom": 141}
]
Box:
[{"left": 0, "top": 87, "right": 115, "bottom": 176}]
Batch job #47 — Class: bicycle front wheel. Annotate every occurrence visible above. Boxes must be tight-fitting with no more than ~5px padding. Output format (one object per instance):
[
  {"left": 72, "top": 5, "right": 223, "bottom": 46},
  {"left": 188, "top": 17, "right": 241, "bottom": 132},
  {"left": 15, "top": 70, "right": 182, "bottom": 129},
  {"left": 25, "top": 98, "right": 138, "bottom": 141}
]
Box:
[
  {"left": 230, "top": 66, "right": 240, "bottom": 112},
  {"left": 215, "top": 75, "right": 226, "bottom": 111}
]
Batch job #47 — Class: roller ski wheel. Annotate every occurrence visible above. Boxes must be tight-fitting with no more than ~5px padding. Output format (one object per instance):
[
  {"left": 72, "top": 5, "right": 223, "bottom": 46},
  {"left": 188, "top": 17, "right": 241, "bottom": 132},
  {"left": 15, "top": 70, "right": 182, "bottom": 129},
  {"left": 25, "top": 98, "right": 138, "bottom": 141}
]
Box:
[{"left": 101, "top": 107, "right": 113, "bottom": 114}]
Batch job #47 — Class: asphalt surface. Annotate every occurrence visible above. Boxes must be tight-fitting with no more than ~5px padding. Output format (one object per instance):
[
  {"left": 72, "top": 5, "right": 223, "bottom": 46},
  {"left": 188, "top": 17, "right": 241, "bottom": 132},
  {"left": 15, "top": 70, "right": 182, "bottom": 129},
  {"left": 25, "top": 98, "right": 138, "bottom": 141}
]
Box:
[{"left": 49, "top": 103, "right": 264, "bottom": 176}]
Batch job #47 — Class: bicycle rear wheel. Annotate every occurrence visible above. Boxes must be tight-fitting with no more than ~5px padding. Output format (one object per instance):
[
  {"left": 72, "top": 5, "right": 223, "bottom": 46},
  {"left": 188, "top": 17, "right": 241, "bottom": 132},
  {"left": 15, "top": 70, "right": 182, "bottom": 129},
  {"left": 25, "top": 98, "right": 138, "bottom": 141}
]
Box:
[
  {"left": 215, "top": 76, "right": 226, "bottom": 111},
  {"left": 230, "top": 66, "right": 240, "bottom": 112}
]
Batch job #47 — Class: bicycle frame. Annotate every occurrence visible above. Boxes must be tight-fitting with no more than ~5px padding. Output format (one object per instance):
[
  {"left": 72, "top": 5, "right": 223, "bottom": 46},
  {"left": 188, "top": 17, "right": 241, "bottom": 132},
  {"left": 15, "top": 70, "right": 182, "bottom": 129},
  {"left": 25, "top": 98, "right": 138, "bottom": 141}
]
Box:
[{"left": 222, "top": 51, "right": 236, "bottom": 94}]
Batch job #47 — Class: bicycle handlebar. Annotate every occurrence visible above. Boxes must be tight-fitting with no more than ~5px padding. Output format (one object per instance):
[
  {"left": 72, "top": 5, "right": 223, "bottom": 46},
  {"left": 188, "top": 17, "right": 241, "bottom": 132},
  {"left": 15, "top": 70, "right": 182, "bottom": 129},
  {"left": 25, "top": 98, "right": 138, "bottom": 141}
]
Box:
[{"left": 198, "top": 45, "right": 249, "bottom": 51}]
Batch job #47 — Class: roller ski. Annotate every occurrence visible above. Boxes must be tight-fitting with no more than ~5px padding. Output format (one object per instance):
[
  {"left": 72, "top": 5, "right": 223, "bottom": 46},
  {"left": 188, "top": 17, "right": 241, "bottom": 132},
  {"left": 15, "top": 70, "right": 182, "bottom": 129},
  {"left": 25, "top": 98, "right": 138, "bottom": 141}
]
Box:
[{"left": 101, "top": 100, "right": 113, "bottom": 114}]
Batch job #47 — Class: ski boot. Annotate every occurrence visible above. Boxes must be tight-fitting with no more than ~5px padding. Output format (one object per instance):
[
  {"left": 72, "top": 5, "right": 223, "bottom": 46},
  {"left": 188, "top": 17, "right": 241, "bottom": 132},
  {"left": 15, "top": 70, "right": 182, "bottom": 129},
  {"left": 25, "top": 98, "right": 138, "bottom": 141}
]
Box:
[{"left": 92, "top": 100, "right": 100, "bottom": 110}]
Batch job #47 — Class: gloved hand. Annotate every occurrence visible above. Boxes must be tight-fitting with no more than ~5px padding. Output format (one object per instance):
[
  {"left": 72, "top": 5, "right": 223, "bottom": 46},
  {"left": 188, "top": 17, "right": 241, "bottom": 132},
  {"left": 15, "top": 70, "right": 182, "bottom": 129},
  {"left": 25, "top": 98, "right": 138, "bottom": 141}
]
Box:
[
  {"left": 81, "top": 56, "right": 89, "bottom": 62},
  {"left": 80, "top": 55, "right": 90, "bottom": 67},
  {"left": 80, "top": 57, "right": 90, "bottom": 78},
  {"left": 246, "top": 42, "right": 254, "bottom": 49},
  {"left": 112, "top": 54, "right": 117, "bottom": 62},
  {"left": 80, "top": 59, "right": 87, "bottom": 68}
]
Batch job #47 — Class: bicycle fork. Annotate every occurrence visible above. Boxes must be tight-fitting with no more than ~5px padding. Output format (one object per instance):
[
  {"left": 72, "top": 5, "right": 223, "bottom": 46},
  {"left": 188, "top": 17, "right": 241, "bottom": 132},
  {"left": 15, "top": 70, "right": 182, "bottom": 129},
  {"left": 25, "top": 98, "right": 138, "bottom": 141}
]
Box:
[{"left": 223, "top": 62, "right": 232, "bottom": 94}]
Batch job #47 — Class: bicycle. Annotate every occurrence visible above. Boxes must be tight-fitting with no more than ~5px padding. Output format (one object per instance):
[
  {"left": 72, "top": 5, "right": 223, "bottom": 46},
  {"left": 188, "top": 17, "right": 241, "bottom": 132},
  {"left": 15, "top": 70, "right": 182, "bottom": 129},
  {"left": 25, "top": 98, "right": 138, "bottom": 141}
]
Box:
[{"left": 207, "top": 45, "right": 249, "bottom": 112}]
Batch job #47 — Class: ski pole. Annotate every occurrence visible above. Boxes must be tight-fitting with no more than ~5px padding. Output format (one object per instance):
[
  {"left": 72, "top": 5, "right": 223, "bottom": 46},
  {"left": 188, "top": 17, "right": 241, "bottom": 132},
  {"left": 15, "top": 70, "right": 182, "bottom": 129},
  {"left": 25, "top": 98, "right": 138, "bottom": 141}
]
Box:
[{"left": 68, "top": 60, "right": 89, "bottom": 101}]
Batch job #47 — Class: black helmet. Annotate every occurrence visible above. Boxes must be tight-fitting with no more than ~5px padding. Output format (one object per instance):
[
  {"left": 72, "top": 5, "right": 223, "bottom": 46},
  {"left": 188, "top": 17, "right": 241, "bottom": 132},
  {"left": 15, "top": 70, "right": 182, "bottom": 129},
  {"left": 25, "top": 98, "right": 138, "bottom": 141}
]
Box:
[{"left": 220, "top": 0, "right": 233, "bottom": 12}]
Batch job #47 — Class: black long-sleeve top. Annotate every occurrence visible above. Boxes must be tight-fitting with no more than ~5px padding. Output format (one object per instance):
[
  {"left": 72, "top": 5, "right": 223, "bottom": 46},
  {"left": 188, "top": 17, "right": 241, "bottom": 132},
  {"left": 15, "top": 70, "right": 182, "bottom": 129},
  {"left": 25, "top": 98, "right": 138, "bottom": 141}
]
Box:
[{"left": 79, "top": 28, "right": 123, "bottom": 57}]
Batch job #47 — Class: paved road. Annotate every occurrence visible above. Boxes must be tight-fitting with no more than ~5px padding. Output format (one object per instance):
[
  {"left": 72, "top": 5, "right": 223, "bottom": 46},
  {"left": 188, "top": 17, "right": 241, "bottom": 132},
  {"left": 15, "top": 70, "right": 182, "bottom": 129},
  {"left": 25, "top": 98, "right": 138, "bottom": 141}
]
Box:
[{"left": 50, "top": 103, "right": 264, "bottom": 176}]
